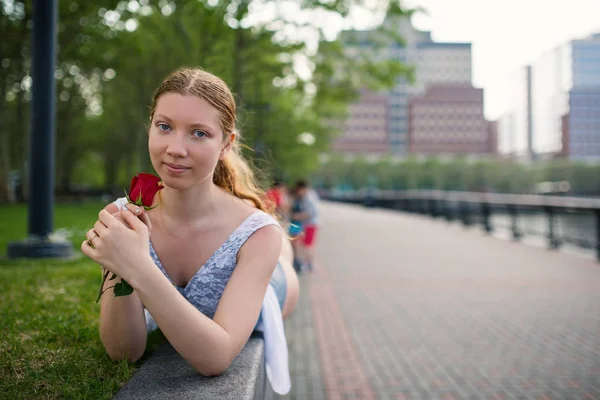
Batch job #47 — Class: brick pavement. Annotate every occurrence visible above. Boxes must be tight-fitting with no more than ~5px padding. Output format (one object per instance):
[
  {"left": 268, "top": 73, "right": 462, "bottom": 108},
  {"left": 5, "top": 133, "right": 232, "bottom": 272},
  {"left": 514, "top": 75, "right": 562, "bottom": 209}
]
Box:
[{"left": 272, "top": 202, "right": 600, "bottom": 400}]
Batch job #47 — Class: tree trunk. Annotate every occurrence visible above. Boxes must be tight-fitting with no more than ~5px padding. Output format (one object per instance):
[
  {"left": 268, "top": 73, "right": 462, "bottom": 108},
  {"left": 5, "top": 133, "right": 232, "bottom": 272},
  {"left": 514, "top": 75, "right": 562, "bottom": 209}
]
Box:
[
  {"left": 55, "top": 84, "right": 79, "bottom": 195},
  {"left": 103, "top": 150, "right": 120, "bottom": 194},
  {"left": 233, "top": 27, "right": 244, "bottom": 106},
  {"left": 16, "top": 69, "right": 28, "bottom": 202},
  {"left": 0, "top": 72, "right": 15, "bottom": 203},
  {"left": 0, "top": 130, "right": 14, "bottom": 203},
  {"left": 232, "top": 0, "right": 250, "bottom": 108}
]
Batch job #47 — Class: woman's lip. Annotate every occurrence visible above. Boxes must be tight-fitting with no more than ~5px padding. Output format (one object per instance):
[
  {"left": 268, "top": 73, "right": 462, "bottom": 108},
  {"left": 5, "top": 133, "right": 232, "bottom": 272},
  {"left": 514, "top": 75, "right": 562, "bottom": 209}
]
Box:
[{"left": 165, "top": 163, "right": 189, "bottom": 169}]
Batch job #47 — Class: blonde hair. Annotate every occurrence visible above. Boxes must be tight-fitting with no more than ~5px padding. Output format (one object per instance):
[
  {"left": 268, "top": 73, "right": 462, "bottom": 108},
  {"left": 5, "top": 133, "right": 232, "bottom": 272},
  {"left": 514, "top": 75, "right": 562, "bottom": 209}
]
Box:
[{"left": 150, "top": 67, "right": 271, "bottom": 213}]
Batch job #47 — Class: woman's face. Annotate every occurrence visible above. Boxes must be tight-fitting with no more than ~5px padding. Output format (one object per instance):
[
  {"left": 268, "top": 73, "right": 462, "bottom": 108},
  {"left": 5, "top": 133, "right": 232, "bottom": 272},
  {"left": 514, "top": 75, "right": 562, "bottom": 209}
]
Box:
[{"left": 148, "top": 93, "right": 231, "bottom": 190}]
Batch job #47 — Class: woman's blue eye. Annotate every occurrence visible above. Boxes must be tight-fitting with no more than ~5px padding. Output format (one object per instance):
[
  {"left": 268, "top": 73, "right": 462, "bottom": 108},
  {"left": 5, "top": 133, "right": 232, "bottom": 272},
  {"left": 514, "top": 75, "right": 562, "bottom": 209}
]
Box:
[
  {"left": 157, "top": 123, "right": 171, "bottom": 131},
  {"left": 192, "top": 130, "right": 207, "bottom": 138}
]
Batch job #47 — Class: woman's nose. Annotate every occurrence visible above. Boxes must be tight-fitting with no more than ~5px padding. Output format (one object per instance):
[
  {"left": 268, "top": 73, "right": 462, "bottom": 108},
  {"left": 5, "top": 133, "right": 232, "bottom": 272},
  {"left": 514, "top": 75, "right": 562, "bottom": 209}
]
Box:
[{"left": 165, "top": 132, "right": 187, "bottom": 157}]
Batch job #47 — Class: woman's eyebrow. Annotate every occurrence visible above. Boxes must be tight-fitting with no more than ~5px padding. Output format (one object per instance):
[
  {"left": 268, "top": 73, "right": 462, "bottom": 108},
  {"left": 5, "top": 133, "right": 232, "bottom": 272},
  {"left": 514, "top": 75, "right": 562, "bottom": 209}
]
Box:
[
  {"left": 154, "top": 114, "right": 217, "bottom": 132},
  {"left": 189, "top": 122, "right": 217, "bottom": 132},
  {"left": 154, "top": 113, "right": 173, "bottom": 122}
]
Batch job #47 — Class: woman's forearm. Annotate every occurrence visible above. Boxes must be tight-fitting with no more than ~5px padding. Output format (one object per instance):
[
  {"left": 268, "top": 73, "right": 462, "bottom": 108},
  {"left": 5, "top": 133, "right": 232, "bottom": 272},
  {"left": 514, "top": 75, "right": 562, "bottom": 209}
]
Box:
[
  {"left": 99, "top": 270, "right": 148, "bottom": 362},
  {"left": 129, "top": 260, "right": 233, "bottom": 376}
]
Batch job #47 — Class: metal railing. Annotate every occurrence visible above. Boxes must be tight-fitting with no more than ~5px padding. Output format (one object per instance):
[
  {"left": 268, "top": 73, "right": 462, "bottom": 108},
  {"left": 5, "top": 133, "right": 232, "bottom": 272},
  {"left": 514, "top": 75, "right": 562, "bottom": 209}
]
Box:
[{"left": 321, "top": 189, "right": 600, "bottom": 261}]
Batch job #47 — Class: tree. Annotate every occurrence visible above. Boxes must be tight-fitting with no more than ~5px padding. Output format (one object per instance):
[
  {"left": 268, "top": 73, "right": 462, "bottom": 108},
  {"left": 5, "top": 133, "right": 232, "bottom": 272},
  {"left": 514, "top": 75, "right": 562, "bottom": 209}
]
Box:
[{"left": 1, "top": 0, "right": 416, "bottom": 198}]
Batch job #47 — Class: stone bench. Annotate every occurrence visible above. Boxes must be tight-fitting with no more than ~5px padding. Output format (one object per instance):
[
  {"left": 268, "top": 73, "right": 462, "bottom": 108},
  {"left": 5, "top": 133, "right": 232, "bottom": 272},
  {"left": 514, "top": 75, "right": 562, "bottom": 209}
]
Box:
[{"left": 113, "top": 331, "right": 270, "bottom": 400}]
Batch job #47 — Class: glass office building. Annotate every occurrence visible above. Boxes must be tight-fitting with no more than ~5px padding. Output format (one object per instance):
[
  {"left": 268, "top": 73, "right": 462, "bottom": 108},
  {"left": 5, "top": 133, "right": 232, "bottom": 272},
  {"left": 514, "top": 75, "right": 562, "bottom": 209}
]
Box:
[{"left": 531, "top": 33, "right": 600, "bottom": 159}]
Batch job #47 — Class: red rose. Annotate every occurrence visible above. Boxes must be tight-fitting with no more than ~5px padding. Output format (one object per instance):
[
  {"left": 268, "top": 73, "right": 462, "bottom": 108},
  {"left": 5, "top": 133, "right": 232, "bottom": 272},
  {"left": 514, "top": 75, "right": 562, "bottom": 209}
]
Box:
[
  {"left": 127, "top": 172, "right": 163, "bottom": 208},
  {"left": 95, "top": 172, "right": 162, "bottom": 303}
]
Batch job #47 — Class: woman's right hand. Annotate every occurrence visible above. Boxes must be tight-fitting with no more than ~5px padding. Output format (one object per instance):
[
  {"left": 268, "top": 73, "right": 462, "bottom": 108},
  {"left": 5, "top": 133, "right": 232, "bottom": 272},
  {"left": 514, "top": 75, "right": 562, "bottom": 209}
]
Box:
[{"left": 111, "top": 203, "right": 153, "bottom": 234}]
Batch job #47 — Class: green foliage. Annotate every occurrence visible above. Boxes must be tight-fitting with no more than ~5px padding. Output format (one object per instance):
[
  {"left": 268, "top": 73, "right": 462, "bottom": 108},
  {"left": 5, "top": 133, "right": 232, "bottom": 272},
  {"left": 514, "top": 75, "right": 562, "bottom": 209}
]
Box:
[
  {"left": 313, "top": 155, "right": 600, "bottom": 196},
  {"left": 1, "top": 0, "right": 412, "bottom": 200}
]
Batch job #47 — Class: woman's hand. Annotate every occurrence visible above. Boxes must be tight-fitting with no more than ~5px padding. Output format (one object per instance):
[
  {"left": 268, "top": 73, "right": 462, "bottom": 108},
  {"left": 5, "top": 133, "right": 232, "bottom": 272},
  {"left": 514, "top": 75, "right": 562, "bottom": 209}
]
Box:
[
  {"left": 111, "top": 203, "right": 153, "bottom": 233},
  {"left": 82, "top": 205, "right": 151, "bottom": 283}
]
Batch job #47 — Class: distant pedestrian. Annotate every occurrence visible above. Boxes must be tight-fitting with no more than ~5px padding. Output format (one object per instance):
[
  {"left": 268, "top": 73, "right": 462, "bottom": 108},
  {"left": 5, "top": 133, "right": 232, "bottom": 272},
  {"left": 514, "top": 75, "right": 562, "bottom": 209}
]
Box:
[
  {"left": 291, "top": 180, "right": 320, "bottom": 272},
  {"left": 265, "top": 179, "right": 290, "bottom": 220}
]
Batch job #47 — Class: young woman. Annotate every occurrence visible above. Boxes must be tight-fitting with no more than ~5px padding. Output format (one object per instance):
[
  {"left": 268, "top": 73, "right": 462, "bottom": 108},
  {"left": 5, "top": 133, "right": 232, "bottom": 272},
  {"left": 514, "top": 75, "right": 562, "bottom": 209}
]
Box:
[{"left": 82, "top": 67, "right": 299, "bottom": 393}]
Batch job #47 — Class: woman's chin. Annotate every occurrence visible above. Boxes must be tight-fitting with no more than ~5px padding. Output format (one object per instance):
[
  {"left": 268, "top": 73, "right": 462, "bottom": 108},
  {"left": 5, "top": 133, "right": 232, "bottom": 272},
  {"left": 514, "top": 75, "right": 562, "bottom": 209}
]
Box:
[
  {"left": 159, "top": 176, "right": 191, "bottom": 191},
  {"left": 158, "top": 170, "right": 213, "bottom": 192}
]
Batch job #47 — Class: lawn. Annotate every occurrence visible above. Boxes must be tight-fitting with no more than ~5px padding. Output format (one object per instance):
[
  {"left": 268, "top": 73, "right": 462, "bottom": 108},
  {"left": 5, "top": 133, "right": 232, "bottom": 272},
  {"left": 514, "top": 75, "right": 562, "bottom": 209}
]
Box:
[{"left": 0, "top": 202, "right": 164, "bottom": 399}]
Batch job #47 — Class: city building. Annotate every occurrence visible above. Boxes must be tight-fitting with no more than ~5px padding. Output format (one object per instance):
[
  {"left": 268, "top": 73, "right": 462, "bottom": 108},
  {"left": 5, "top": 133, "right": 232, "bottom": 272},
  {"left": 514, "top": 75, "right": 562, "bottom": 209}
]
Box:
[
  {"left": 331, "top": 89, "right": 389, "bottom": 154},
  {"left": 408, "top": 84, "right": 496, "bottom": 155},
  {"left": 498, "top": 33, "right": 600, "bottom": 160},
  {"left": 565, "top": 88, "right": 600, "bottom": 160},
  {"left": 412, "top": 42, "right": 472, "bottom": 96},
  {"left": 497, "top": 66, "right": 533, "bottom": 159},
  {"left": 531, "top": 33, "right": 600, "bottom": 159},
  {"left": 334, "top": 16, "right": 475, "bottom": 156}
]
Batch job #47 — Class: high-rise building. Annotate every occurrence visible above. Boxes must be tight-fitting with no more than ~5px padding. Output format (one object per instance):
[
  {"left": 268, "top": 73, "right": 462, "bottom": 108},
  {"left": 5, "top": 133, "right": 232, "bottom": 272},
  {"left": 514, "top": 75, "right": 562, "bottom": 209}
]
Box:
[
  {"left": 408, "top": 84, "right": 496, "bottom": 155},
  {"left": 412, "top": 42, "right": 472, "bottom": 95},
  {"left": 383, "top": 18, "right": 430, "bottom": 154},
  {"left": 533, "top": 33, "right": 600, "bottom": 158},
  {"left": 497, "top": 67, "right": 533, "bottom": 158},
  {"left": 499, "top": 33, "right": 600, "bottom": 160},
  {"left": 566, "top": 88, "right": 600, "bottom": 160},
  {"left": 333, "top": 16, "right": 475, "bottom": 156},
  {"left": 331, "top": 89, "right": 389, "bottom": 154},
  {"left": 531, "top": 45, "right": 569, "bottom": 156},
  {"left": 565, "top": 34, "right": 600, "bottom": 161}
]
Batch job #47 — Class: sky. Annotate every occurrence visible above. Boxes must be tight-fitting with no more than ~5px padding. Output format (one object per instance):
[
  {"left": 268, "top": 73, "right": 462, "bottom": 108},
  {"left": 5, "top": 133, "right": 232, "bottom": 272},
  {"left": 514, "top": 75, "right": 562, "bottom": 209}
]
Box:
[
  {"left": 249, "top": 0, "right": 600, "bottom": 120},
  {"left": 398, "top": 0, "right": 600, "bottom": 119}
]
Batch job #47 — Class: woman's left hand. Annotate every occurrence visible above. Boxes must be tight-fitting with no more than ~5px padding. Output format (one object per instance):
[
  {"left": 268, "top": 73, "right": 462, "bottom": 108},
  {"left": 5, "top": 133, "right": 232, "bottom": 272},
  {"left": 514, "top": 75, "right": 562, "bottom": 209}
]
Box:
[{"left": 82, "top": 206, "right": 150, "bottom": 283}]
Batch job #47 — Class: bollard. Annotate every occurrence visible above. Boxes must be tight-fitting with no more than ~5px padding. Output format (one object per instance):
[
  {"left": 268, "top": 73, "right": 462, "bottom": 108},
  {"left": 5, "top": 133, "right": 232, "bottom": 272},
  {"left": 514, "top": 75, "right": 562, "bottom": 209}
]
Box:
[
  {"left": 509, "top": 204, "right": 523, "bottom": 241},
  {"left": 481, "top": 202, "right": 492, "bottom": 234},
  {"left": 444, "top": 200, "right": 454, "bottom": 221},
  {"left": 546, "top": 206, "right": 561, "bottom": 249},
  {"left": 596, "top": 210, "right": 600, "bottom": 262},
  {"left": 460, "top": 202, "right": 471, "bottom": 226}
]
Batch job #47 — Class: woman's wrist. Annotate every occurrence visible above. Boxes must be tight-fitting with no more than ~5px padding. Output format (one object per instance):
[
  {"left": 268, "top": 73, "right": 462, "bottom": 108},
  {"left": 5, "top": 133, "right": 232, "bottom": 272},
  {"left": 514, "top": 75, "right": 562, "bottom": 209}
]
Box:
[{"left": 124, "top": 253, "right": 158, "bottom": 290}]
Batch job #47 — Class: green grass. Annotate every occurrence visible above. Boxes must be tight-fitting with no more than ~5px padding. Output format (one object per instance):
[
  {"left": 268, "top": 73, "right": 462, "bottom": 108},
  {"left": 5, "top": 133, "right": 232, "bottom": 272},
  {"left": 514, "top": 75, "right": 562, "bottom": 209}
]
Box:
[
  {"left": 0, "top": 202, "right": 165, "bottom": 399},
  {"left": 0, "top": 202, "right": 103, "bottom": 256}
]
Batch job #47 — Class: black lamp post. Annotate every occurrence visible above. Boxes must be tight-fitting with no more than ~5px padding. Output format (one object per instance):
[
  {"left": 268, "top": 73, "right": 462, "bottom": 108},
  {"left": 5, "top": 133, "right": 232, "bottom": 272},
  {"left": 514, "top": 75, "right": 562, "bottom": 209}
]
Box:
[{"left": 7, "top": 0, "right": 74, "bottom": 259}]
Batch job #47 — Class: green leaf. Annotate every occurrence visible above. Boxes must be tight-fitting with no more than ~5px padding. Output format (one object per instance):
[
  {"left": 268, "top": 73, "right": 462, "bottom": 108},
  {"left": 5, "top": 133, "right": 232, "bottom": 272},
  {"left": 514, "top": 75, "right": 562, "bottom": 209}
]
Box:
[
  {"left": 113, "top": 280, "right": 134, "bottom": 297},
  {"left": 108, "top": 273, "right": 118, "bottom": 281},
  {"left": 123, "top": 188, "right": 131, "bottom": 203}
]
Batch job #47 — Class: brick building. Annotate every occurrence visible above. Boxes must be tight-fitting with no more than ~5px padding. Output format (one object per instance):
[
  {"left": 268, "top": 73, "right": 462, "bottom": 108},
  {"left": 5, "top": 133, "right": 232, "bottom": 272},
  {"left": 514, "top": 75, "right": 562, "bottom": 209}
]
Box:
[
  {"left": 331, "top": 89, "right": 389, "bottom": 154},
  {"left": 408, "top": 84, "right": 496, "bottom": 155}
]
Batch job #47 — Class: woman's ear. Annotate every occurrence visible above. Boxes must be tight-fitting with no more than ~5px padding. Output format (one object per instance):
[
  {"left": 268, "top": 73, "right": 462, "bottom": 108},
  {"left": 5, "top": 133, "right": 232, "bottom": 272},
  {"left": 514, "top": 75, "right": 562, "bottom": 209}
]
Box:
[{"left": 220, "top": 132, "right": 236, "bottom": 160}]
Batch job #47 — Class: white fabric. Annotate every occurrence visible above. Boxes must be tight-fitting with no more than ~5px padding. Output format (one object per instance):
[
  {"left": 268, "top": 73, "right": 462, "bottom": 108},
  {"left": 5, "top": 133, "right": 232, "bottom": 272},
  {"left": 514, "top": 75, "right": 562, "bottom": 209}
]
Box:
[
  {"left": 113, "top": 197, "right": 128, "bottom": 209},
  {"left": 254, "top": 285, "right": 291, "bottom": 395}
]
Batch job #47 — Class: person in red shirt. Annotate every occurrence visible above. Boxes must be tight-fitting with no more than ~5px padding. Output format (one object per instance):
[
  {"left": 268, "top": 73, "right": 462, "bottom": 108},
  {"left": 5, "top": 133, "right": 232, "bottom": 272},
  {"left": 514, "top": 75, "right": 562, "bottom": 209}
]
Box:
[{"left": 265, "top": 180, "right": 290, "bottom": 220}]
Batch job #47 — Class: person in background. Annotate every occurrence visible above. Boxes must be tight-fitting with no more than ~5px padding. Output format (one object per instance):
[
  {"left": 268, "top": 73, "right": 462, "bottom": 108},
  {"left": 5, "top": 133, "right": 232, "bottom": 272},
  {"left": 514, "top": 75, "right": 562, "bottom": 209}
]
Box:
[
  {"left": 288, "top": 185, "right": 305, "bottom": 271},
  {"left": 265, "top": 180, "right": 290, "bottom": 221},
  {"left": 291, "top": 180, "right": 320, "bottom": 272}
]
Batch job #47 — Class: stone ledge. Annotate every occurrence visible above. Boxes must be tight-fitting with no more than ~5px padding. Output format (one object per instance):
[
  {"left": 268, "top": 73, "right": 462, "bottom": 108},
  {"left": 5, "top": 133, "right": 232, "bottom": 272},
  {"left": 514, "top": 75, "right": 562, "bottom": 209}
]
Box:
[{"left": 113, "top": 331, "right": 267, "bottom": 400}]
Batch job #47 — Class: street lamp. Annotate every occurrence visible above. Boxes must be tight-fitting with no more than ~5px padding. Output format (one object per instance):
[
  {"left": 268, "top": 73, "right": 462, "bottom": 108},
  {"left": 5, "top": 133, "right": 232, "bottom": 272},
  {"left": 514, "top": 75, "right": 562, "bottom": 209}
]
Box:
[{"left": 7, "top": 0, "right": 74, "bottom": 259}]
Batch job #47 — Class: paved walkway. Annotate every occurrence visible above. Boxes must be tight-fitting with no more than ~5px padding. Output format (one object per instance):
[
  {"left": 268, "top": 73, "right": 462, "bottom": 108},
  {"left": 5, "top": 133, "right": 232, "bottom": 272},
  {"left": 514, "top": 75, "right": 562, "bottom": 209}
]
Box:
[{"left": 274, "top": 201, "right": 600, "bottom": 400}]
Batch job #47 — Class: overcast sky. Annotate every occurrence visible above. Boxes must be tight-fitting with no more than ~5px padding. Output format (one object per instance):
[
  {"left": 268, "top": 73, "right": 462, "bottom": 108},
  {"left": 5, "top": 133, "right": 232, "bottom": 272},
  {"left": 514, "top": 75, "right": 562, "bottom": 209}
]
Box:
[
  {"left": 251, "top": 0, "right": 600, "bottom": 120},
  {"left": 401, "top": 0, "right": 600, "bottom": 119}
]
